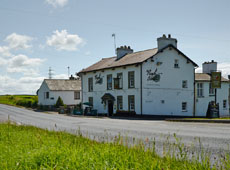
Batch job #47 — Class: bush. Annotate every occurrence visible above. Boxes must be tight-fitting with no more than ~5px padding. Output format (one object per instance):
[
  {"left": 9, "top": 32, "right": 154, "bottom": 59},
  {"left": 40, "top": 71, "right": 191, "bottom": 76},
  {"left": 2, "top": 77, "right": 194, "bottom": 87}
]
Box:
[{"left": 56, "top": 96, "right": 64, "bottom": 108}]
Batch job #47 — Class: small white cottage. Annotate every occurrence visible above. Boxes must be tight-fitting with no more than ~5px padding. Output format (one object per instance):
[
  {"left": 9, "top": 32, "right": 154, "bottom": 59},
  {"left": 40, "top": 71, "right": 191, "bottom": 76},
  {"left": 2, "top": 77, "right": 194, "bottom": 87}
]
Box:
[
  {"left": 78, "top": 34, "right": 199, "bottom": 116},
  {"left": 38, "top": 78, "right": 81, "bottom": 106}
]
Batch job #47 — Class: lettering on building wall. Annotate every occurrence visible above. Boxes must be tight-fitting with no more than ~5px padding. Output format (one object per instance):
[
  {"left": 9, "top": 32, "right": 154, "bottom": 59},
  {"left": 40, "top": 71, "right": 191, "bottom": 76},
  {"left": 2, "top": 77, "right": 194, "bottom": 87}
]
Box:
[
  {"left": 95, "top": 74, "right": 103, "bottom": 84},
  {"left": 146, "top": 68, "right": 162, "bottom": 82}
]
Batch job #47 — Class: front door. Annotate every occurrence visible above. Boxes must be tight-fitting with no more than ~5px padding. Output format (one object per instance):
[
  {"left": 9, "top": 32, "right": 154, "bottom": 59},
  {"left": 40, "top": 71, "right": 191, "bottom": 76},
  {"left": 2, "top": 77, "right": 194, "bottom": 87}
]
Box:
[{"left": 108, "top": 100, "right": 113, "bottom": 116}]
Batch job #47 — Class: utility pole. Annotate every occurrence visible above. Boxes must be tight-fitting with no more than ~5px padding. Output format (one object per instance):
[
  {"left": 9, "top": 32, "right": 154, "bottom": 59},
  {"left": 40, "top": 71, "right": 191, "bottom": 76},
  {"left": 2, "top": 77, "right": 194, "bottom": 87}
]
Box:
[
  {"left": 48, "top": 67, "right": 53, "bottom": 79},
  {"left": 67, "top": 66, "right": 70, "bottom": 78},
  {"left": 112, "top": 33, "right": 116, "bottom": 55}
]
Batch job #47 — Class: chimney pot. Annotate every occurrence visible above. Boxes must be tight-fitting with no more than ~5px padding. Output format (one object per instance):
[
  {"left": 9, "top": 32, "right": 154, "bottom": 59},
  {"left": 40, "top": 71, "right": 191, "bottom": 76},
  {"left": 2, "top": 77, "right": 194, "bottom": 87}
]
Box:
[
  {"left": 168, "top": 34, "right": 171, "bottom": 38},
  {"left": 163, "top": 34, "right": 166, "bottom": 38}
]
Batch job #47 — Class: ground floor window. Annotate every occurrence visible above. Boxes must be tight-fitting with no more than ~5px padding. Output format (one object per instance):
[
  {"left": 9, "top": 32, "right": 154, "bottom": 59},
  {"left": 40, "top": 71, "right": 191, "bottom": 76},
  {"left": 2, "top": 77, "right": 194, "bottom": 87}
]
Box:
[
  {"left": 88, "top": 97, "right": 93, "bottom": 107},
  {"left": 128, "top": 95, "right": 135, "bottom": 111},
  {"left": 223, "top": 100, "right": 227, "bottom": 109},
  {"left": 182, "top": 102, "right": 187, "bottom": 112},
  {"left": 45, "top": 92, "right": 49, "bottom": 99},
  {"left": 117, "top": 96, "right": 123, "bottom": 110},
  {"left": 74, "top": 91, "right": 80, "bottom": 100}
]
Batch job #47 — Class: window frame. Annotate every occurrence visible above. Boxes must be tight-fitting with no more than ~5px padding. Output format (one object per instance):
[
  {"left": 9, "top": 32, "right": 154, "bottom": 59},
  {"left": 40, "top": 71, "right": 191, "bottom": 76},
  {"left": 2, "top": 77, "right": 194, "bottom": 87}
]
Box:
[
  {"left": 46, "top": 92, "right": 49, "bottom": 99},
  {"left": 128, "top": 71, "right": 135, "bottom": 88},
  {"left": 128, "top": 95, "right": 135, "bottom": 111},
  {"left": 223, "top": 100, "right": 227, "bottom": 109},
  {"left": 182, "top": 80, "right": 188, "bottom": 88},
  {"left": 88, "top": 77, "right": 93, "bottom": 92},
  {"left": 182, "top": 102, "right": 187, "bottom": 112},
  {"left": 174, "top": 59, "right": 179, "bottom": 68},
  {"left": 107, "top": 74, "right": 113, "bottom": 90},
  {"left": 74, "top": 91, "right": 80, "bottom": 100},
  {"left": 117, "top": 96, "right": 123, "bottom": 110},
  {"left": 197, "top": 83, "right": 204, "bottom": 97},
  {"left": 88, "top": 97, "right": 93, "bottom": 107}
]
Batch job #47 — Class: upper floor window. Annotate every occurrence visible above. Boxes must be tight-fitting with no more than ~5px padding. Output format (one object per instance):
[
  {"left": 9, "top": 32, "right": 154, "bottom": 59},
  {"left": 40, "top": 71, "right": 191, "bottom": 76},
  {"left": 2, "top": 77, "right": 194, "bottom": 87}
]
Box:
[
  {"left": 182, "top": 80, "right": 188, "bottom": 88},
  {"left": 197, "top": 83, "right": 203, "bottom": 97},
  {"left": 114, "top": 73, "right": 123, "bottom": 89},
  {"left": 117, "top": 96, "right": 123, "bottom": 110},
  {"left": 74, "top": 91, "right": 80, "bottom": 100},
  {"left": 128, "top": 95, "right": 135, "bottom": 111},
  {"left": 107, "top": 74, "right": 112, "bottom": 90},
  {"left": 209, "top": 83, "right": 214, "bottom": 95},
  {"left": 174, "top": 59, "right": 179, "bottom": 68},
  {"left": 88, "top": 78, "right": 93, "bottom": 92},
  {"left": 182, "top": 102, "right": 187, "bottom": 112},
  {"left": 128, "top": 71, "right": 135, "bottom": 88}
]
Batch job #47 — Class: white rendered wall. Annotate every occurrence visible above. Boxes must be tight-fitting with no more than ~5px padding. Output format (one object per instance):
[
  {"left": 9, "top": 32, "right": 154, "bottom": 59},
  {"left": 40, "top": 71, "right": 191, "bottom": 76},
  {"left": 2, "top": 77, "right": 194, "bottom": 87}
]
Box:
[
  {"left": 38, "top": 81, "right": 81, "bottom": 106},
  {"left": 195, "top": 82, "right": 229, "bottom": 117},
  {"left": 82, "top": 65, "right": 141, "bottom": 114},
  {"left": 142, "top": 48, "right": 195, "bottom": 116}
]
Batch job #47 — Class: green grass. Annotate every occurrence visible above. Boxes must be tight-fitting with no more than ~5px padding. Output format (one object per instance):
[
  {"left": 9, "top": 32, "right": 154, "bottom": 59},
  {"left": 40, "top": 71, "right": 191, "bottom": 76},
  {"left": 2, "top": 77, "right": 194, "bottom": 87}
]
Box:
[
  {"left": 1, "top": 123, "right": 229, "bottom": 169},
  {"left": 0, "top": 95, "right": 38, "bottom": 108}
]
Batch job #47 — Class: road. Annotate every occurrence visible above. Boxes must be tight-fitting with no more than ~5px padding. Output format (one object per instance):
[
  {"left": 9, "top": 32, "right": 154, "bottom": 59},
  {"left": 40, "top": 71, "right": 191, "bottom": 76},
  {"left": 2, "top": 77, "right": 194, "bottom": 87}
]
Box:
[{"left": 0, "top": 104, "right": 230, "bottom": 161}]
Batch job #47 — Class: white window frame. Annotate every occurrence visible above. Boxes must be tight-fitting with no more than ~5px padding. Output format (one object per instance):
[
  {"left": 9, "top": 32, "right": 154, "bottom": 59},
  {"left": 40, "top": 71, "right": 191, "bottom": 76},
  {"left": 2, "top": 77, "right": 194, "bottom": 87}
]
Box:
[
  {"left": 117, "top": 96, "right": 123, "bottom": 110},
  {"left": 128, "top": 71, "right": 135, "bottom": 88},
  {"left": 128, "top": 95, "right": 135, "bottom": 111},
  {"left": 197, "top": 83, "right": 204, "bottom": 97},
  {"left": 107, "top": 74, "right": 112, "bottom": 90},
  {"left": 88, "top": 78, "right": 93, "bottom": 92}
]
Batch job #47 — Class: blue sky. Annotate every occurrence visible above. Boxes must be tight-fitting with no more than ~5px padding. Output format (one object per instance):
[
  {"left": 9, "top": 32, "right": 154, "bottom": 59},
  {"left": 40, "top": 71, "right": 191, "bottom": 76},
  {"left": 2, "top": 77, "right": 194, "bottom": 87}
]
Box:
[{"left": 0, "top": 0, "right": 230, "bottom": 94}]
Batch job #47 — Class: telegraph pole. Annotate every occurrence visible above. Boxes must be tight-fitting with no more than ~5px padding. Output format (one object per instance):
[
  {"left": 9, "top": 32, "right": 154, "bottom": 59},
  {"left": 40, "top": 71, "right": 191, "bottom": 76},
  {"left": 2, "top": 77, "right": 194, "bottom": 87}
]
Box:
[
  {"left": 48, "top": 67, "right": 53, "bottom": 79},
  {"left": 112, "top": 33, "right": 116, "bottom": 55}
]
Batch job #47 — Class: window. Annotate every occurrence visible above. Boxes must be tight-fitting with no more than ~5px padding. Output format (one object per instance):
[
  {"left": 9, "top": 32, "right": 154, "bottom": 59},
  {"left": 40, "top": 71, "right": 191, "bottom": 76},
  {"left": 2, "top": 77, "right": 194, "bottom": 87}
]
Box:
[
  {"left": 223, "top": 100, "right": 227, "bottom": 109},
  {"left": 117, "top": 96, "right": 123, "bottom": 110},
  {"left": 197, "top": 83, "right": 203, "bottom": 97},
  {"left": 128, "top": 71, "right": 135, "bottom": 88},
  {"left": 209, "top": 83, "right": 214, "bottom": 95},
  {"left": 174, "top": 59, "right": 179, "bottom": 68},
  {"left": 74, "top": 91, "right": 80, "bottom": 100},
  {"left": 182, "top": 102, "right": 187, "bottom": 112},
  {"left": 114, "top": 73, "right": 123, "bottom": 89},
  {"left": 182, "top": 80, "right": 187, "bottom": 88},
  {"left": 88, "top": 97, "right": 93, "bottom": 107},
  {"left": 88, "top": 78, "right": 93, "bottom": 92},
  {"left": 128, "top": 95, "right": 135, "bottom": 111},
  {"left": 107, "top": 74, "right": 112, "bottom": 90},
  {"left": 45, "top": 92, "right": 49, "bottom": 99}
]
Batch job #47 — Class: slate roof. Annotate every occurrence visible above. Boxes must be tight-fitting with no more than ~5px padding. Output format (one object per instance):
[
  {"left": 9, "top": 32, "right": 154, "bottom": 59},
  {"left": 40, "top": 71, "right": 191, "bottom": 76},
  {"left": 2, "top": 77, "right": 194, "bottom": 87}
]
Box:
[
  {"left": 44, "top": 79, "right": 81, "bottom": 91},
  {"left": 195, "top": 73, "right": 229, "bottom": 82},
  {"left": 78, "top": 45, "right": 198, "bottom": 74}
]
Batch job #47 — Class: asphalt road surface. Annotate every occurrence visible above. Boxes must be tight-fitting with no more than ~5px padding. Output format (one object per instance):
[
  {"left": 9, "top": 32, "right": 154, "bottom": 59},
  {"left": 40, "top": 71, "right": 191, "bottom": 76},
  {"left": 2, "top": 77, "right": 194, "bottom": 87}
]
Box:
[{"left": 0, "top": 104, "right": 230, "bottom": 161}]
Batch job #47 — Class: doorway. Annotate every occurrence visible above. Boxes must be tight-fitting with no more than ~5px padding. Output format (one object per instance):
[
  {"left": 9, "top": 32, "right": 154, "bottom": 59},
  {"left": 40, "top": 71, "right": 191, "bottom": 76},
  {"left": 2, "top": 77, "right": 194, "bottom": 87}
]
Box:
[{"left": 108, "top": 100, "right": 113, "bottom": 116}]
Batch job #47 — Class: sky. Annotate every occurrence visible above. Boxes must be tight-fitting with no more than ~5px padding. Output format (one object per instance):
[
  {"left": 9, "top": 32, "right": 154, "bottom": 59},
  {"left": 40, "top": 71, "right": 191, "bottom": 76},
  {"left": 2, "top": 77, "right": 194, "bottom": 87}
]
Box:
[{"left": 0, "top": 0, "right": 230, "bottom": 95}]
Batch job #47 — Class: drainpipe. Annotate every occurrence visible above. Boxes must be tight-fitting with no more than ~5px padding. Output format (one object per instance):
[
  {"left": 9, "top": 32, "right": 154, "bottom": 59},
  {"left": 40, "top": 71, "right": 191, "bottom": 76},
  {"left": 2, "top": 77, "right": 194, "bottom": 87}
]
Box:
[
  {"left": 140, "top": 63, "right": 143, "bottom": 116},
  {"left": 193, "top": 68, "right": 196, "bottom": 117},
  {"left": 81, "top": 74, "right": 84, "bottom": 114}
]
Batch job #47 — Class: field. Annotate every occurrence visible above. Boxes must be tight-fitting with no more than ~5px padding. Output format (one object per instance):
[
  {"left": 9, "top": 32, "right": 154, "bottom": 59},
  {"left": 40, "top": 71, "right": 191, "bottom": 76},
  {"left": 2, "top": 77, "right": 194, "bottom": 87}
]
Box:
[
  {"left": 1, "top": 123, "right": 230, "bottom": 169},
  {"left": 0, "top": 95, "right": 38, "bottom": 108}
]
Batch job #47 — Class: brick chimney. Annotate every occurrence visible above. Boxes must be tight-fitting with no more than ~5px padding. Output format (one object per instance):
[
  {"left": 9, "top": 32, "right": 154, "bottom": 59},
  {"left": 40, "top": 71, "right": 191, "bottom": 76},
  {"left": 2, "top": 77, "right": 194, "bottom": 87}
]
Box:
[
  {"left": 116, "top": 45, "right": 133, "bottom": 60},
  {"left": 157, "top": 34, "right": 177, "bottom": 51}
]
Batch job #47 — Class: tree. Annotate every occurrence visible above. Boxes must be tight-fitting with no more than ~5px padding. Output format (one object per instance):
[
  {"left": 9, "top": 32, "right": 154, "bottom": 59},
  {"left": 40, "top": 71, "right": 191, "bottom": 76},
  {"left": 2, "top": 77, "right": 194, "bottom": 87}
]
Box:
[{"left": 56, "top": 96, "right": 64, "bottom": 108}]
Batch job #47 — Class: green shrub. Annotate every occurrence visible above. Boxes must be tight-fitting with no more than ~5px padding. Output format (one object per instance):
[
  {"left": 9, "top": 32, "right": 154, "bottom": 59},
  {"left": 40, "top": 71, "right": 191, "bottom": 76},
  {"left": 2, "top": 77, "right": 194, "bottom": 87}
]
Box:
[{"left": 55, "top": 96, "right": 64, "bottom": 108}]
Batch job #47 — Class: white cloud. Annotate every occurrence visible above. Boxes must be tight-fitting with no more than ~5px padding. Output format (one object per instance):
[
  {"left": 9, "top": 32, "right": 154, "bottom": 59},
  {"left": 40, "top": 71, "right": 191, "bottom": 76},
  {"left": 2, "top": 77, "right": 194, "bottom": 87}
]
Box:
[
  {"left": 7, "top": 54, "right": 45, "bottom": 75},
  {"left": 53, "top": 73, "right": 68, "bottom": 79},
  {"left": 0, "top": 46, "right": 11, "bottom": 57},
  {"left": 47, "top": 30, "right": 84, "bottom": 51},
  {"left": 0, "top": 75, "right": 45, "bottom": 95},
  {"left": 5, "top": 33, "right": 33, "bottom": 50},
  {"left": 0, "top": 57, "right": 8, "bottom": 66},
  {"left": 46, "top": 0, "right": 68, "bottom": 8}
]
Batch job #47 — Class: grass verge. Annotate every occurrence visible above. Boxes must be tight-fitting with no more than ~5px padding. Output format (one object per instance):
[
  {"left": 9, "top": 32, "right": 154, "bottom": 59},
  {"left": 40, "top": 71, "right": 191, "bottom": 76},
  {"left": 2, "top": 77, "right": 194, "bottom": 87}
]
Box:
[
  {"left": 1, "top": 123, "right": 230, "bottom": 169},
  {"left": 0, "top": 95, "right": 38, "bottom": 108}
]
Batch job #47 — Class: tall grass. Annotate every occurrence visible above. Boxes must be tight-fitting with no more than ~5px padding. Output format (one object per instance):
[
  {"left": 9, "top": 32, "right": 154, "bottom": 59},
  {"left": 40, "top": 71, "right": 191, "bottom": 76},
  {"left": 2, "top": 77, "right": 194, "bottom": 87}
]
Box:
[
  {"left": 1, "top": 123, "right": 229, "bottom": 169},
  {"left": 0, "top": 95, "right": 38, "bottom": 108}
]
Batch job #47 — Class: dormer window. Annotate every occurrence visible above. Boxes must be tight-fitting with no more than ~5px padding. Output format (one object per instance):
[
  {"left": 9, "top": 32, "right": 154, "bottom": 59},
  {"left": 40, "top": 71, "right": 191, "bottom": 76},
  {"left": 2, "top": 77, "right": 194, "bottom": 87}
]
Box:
[{"left": 174, "top": 59, "right": 179, "bottom": 68}]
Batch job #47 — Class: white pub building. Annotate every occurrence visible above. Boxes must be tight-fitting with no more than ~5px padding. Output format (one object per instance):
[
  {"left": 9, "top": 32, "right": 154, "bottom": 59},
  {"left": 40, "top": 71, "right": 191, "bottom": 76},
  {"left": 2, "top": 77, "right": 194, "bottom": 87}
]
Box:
[{"left": 78, "top": 35, "right": 229, "bottom": 117}]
